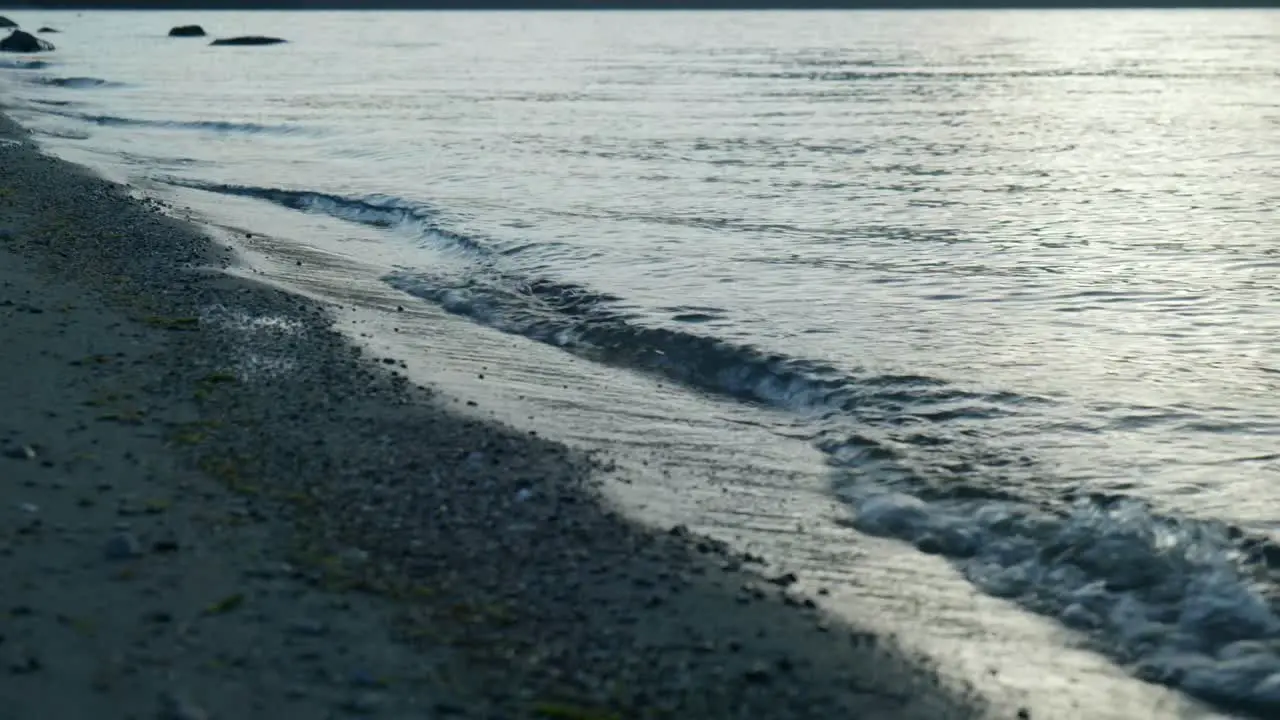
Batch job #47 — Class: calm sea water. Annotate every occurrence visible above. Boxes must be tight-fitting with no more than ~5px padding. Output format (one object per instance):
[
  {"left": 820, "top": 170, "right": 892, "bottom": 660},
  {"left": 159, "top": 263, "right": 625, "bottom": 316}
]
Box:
[{"left": 4, "top": 8, "right": 1280, "bottom": 714}]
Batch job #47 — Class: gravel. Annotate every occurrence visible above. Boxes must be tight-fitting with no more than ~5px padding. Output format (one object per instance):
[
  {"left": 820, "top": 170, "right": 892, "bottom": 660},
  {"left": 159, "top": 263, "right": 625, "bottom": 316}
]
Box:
[{"left": 0, "top": 110, "right": 985, "bottom": 719}]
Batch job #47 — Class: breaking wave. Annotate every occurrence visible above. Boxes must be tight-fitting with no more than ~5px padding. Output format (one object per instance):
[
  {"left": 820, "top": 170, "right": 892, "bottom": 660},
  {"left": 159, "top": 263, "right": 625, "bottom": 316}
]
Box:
[{"left": 164, "top": 181, "right": 492, "bottom": 256}]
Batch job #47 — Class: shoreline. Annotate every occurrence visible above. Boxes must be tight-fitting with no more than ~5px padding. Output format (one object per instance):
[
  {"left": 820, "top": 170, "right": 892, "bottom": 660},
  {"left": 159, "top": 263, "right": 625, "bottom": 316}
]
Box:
[{"left": 0, "top": 112, "right": 986, "bottom": 718}]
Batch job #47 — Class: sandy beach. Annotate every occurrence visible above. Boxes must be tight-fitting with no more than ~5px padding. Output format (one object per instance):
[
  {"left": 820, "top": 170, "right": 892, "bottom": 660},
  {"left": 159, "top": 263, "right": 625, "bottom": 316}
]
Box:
[{"left": 0, "top": 111, "right": 988, "bottom": 719}]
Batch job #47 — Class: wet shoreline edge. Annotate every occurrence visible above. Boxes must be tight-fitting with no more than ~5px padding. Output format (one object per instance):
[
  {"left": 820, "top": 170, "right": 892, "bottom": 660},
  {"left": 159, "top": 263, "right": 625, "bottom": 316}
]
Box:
[{"left": 0, "top": 110, "right": 985, "bottom": 719}]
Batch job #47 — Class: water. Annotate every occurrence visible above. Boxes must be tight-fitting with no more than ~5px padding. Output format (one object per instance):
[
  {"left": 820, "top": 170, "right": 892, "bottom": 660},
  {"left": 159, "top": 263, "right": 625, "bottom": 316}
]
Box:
[{"left": 4, "top": 8, "right": 1280, "bottom": 715}]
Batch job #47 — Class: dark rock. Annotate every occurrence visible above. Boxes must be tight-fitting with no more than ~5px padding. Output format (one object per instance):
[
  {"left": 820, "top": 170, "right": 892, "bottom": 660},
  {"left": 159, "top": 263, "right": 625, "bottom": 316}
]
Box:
[
  {"left": 0, "top": 17, "right": 15, "bottom": 29},
  {"left": 767, "top": 572, "right": 798, "bottom": 587},
  {"left": 168, "top": 25, "right": 206, "bottom": 38},
  {"left": 158, "top": 691, "right": 209, "bottom": 720},
  {"left": 104, "top": 532, "right": 143, "bottom": 560},
  {"left": 286, "top": 618, "right": 329, "bottom": 637},
  {"left": 37, "top": 27, "right": 58, "bottom": 34},
  {"left": 744, "top": 661, "right": 772, "bottom": 684},
  {"left": 210, "top": 36, "right": 286, "bottom": 47},
  {"left": 338, "top": 692, "right": 382, "bottom": 715},
  {"left": 5, "top": 647, "right": 41, "bottom": 675},
  {"left": 0, "top": 30, "right": 54, "bottom": 53},
  {"left": 2, "top": 444, "right": 37, "bottom": 461}
]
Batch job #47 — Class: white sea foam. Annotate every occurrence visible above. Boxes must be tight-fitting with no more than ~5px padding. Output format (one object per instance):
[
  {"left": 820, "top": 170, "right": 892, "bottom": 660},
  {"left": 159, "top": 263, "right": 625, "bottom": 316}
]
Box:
[{"left": 846, "top": 488, "right": 1280, "bottom": 711}]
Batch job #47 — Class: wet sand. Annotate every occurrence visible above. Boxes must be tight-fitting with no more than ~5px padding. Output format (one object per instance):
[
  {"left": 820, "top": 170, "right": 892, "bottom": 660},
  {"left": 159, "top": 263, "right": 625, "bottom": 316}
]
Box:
[{"left": 0, "top": 113, "right": 986, "bottom": 718}]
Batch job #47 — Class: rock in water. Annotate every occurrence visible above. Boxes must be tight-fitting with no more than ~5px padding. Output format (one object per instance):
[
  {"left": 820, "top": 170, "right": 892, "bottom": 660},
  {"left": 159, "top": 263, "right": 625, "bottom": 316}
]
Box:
[
  {"left": 0, "top": 16, "right": 16, "bottom": 29},
  {"left": 168, "top": 25, "right": 205, "bottom": 38},
  {"left": 0, "top": 30, "right": 54, "bottom": 53},
  {"left": 37, "top": 27, "right": 58, "bottom": 34},
  {"left": 210, "top": 36, "right": 286, "bottom": 47}
]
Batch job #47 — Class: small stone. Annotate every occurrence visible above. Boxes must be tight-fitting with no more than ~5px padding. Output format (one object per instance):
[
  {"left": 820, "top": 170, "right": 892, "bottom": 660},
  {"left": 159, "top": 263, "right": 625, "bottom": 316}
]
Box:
[
  {"left": 6, "top": 647, "right": 41, "bottom": 674},
  {"left": 158, "top": 691, "right": 208, "bottom": 720},
  {"left": 3, "top": 445, "right": 37, "bottom": 461},
  {"left": 339, "top": 692, "right": 383, "bottom": 715},
  {"left": 434, "top": 701, "right": 466, "bottom": 715},
  {"left": 1017, "top": 709, "right": 1031, "bottom": 720},
  {"left": 744, "top": 661, "right": 771, "bottom": 684},
  {"left": 104, "top": 532, "right": 143, "bottom": 560},
  {"left": 347, "top": 669, "right": 386, "bottom": 688},
  {"left": 287, "top": 618, "right": 329, "bottom": 637},
  {"left": 338, "top": 547, "right": 369, "bottom": 567}
]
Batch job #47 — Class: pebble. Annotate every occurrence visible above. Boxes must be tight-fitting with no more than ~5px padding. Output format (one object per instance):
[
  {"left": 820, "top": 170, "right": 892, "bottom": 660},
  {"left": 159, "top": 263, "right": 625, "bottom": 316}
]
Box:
[
  {"left": 3, "top": 444, "right": 37, "bottom": 460},
  {"left": 434, "top": 701, "right": 466, "bottom": 716},
  {"left": 338, "top": 547, "right": 369, "bottom": 567},
  {"left": 744, "top": 661, "right": 772, "bottom": 684},
  {"left": 5, "top": 647, "right": 41, "bottom": 675},
  {"left": 348, "top": 669, "right": 386, "bottom": 688},
  {"left": 158, "top": 691, "right": 209, "bottom": 720},
  {"left": 287, "top": 618, "right": 330, "bottom": 637},
  {"left": 339, "top": 692, "right": 384, "bottom": 715},
  {"left": 104, "top": 532, "right": 143, "bottom": 560}
]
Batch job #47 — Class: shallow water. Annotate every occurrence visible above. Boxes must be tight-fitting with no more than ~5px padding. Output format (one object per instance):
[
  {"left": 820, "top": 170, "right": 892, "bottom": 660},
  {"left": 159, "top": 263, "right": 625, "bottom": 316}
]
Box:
[{"left": 3, "top": 7, "right": 1279, "bottom": 715}]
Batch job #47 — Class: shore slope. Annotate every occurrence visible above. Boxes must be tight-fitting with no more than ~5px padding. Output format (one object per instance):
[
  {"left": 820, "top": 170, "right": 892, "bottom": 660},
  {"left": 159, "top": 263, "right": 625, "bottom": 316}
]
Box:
[{"left": 0, "top": 113, "right": 983, "bottom": 719}]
